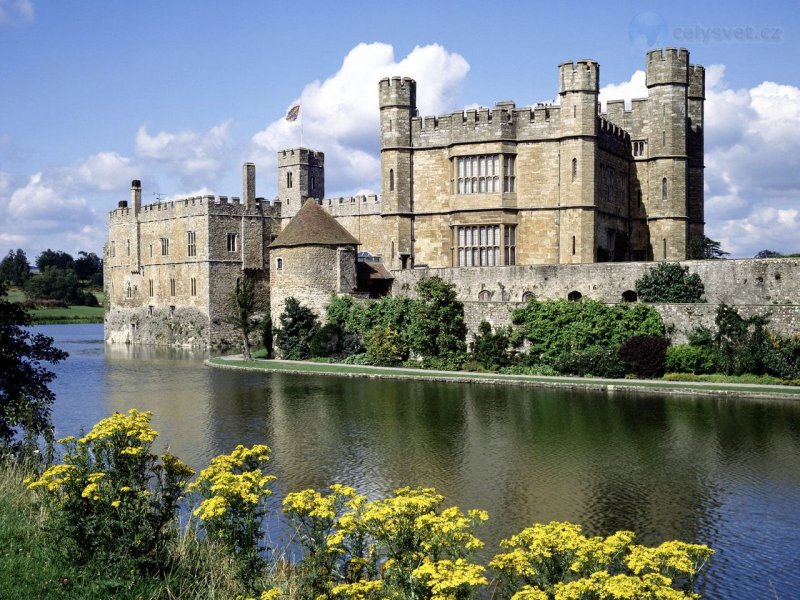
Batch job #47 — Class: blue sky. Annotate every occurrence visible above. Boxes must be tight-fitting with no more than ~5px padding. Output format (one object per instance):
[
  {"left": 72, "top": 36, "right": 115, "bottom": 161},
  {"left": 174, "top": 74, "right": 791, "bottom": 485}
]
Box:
[{"left": 1, "top": 0, "right": 799, "bottom": 259}]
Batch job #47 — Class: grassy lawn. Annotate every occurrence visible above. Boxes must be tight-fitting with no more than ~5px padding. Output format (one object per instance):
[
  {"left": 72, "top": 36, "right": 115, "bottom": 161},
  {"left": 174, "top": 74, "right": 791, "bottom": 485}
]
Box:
[
  {"left": 209, "top": 357, "right": 800, "bottom": 397},
  {"left": 3, "top": 287, "right": 105, "bottom": 324}
]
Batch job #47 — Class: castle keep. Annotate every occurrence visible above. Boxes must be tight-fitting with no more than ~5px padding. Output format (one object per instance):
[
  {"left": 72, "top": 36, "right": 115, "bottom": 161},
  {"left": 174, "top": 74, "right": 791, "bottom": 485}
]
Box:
[{"left": 105, "top": 49, "right": 713, "bottom": 347}]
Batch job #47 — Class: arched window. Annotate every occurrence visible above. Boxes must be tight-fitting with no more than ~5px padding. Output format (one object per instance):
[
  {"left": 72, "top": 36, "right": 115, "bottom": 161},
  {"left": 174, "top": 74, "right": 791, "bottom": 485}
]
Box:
[
  {"left": 571, "top": 158, "right": 577, "bottom": 182},
  {"left": 389, "top": 169, "right": 394, "bottom": 191},
  {"left": 663, "top": 238, "right": 667, "bottom": 260},
  {"left": 287, "top": 171, "right": 293, "bottom": 189},
  {"left": 621, "top": 290, "right": 638, "bottom": 302},
  {"left": 661, "top": 178, "right": 667, "bottom": 201},
  {"left": 276, "top": 257, "right": 284, "bottom": 271},
  {"left": 478, "top": 290, "right": 491, "bottom": 302},
  {"left": 522, "top": 291, "right": 535, "bottom": 303},
  {"left": 567, "top": 290, "right": 582, "bottom": 302}
]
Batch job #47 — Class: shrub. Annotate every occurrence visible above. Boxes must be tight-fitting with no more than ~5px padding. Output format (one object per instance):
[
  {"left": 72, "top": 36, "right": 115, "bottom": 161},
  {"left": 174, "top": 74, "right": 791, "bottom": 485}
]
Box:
[
  {"left": 511, "top": 299, "right": 664, "bottom": 364},
  {"left": 469, "top": 321, "right": 516, "bottom": 371},
  {"left": 26, "top": 410, "right": 194, "bottom": 570},
  {"left": 551, "top": 347, "right": 626, "bottom": 378},
  {"left": 407, "top": 277, "right": 467, "bottom": 369},
  {"left": 311, "top": 322, "right": 363, "bottom": 359},
  {"left": 275, "top": 297, "right": 320, "bottom": 360},
  {"left": 665, "top": 344, "right": 718, "bottom": 375},
  {"left": 618, "top": 335, "right": 670, "bottom": 378},
  {"left": 365, "top": 325, "right": 407, "bottom": 366},
  {"left": 635, "top": 262, "right": 705, "bottom": 303},
  {"left": 23, "top": 266, "right": 85, "bottom": 304}
]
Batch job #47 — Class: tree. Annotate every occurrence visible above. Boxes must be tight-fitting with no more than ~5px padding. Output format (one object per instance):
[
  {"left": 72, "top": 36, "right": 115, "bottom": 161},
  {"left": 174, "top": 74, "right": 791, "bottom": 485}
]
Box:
[
  {"left": 36, "top": 249, "right": 74, "bottom": 271},
  {"left": 407, "top": 277, "right": 467, "bottom": 369},
  {"left": 0, "top": 281, "right": 68, "bottom": 455},
  {"left": 469, "top": 321, "right": 515, "bottom": 371},
  {"left": 635, "top": 262, "right": 705, "bottom": 303},
  {"left": 0, "top": 249, "right": 31, "bottom": 287},
  {"left": 688, "top": 236, "right": 729, "bottom": 260},
  {"left": 74, "top": 250, "right": 103, "bottom": 282},
  {"left": 24, "top": 266, "right": 97, "bottom": 305},
  {"left": 226, "top": 276, "right": 258, "bottom": 360},
  {"left": 754, "top": 249, "right": 783, "bottom": 259},
  {"left": 275, "top": 297, "right": 320, "bottom": 360}
]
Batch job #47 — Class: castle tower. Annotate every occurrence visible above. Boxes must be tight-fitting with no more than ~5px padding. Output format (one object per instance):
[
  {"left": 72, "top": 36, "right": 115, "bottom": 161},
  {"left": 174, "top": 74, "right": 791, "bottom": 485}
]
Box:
[
  {"left": 379, "top": 77, "right": 416, "bottom": 269},
  {"left": 687, "top": 65, "right": 706, "bottom": 250},
  {"left": 645, "top": 48, "right": 690, "bottom": 260},
  {"left": 558, "top": 61, "right": 599, "bottom": 263},
  {"left": 130, "top": 179, "right": 141, "bottom": 272},
  {"left": 277, "top": 148, "right": 325, "bottom": 219}
]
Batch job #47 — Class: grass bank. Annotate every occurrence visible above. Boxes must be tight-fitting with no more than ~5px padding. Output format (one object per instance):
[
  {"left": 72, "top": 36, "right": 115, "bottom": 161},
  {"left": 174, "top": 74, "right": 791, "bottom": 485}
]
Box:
[
  {"left": 3, "top": 287, "right": 105, "bottom": 324},
  {"left": 208, "top": 356, "right": 800, "bottom": 400},
  {"left": 0, "top": 462, "right": 275, "bottom": 599}
]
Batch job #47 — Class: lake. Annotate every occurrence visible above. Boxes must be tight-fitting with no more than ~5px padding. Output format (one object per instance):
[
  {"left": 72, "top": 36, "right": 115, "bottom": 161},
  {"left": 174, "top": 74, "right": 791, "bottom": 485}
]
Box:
[{"left": 39, "top": 323, "right": 800, "bottom": 599}]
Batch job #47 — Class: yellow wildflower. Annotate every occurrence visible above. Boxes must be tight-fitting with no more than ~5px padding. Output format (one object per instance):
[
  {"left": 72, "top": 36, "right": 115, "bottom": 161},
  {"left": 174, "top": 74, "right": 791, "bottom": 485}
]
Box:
[
  {"left": 260, "top": 589, "right": 281, "bottom": 600},
  {"left": 413, "top": 558, "right": 487, "bottom": 600},
  {"left": 329, "top": 580, "right": 383, "bottom": 599},
  {"left": 111, "top": 499, "right": 121, "bottom": 508}
]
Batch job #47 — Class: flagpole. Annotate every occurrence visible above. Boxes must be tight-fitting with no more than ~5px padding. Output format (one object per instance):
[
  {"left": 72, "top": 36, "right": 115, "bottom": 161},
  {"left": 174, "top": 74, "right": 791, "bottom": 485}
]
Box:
[{"left": 300, "top": 110, "right": 304, "bottom": 148}]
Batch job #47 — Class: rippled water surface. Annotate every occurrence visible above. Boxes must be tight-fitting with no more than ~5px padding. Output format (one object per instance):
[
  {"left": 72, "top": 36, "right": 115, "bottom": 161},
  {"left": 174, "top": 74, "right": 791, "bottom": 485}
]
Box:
[{"left": 40, "top": 324, "right": 800, "bottom": 599}]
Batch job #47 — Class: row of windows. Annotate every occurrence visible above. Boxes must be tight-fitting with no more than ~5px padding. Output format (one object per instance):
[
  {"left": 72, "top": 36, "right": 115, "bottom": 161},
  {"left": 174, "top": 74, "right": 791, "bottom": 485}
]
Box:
[
  {"left": 453, "top": 224, "right": 516, "bottom": 267},
  {"left": 111, "top": 232, "right": 240, "bottom": 259},
  {"left": 475, "top": 290, "right": 638, "bottom": 303},
  {"left": 452, "top": 154, "right": 516, "bottom": 194},
  {"left": 128, "top": 277, "right": 199, "bottom": 299}
]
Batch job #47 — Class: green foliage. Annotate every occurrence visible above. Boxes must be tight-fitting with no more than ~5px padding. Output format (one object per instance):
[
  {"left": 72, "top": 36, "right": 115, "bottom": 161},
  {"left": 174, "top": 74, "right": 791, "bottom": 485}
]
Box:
[
  {"left": 23, "top": 266, "right": 97, "bottom": 305},
  {"left": 635, "top": 263, "right": 706, "bottom": 303},
  {"left": 687, "top": 236, "right": 729, "bottom": 260},
  {"left": 407, "top": 278, "right": 467, "bottom": 369},
  {"left": 0, "top": 281, "right": 68, "bottom": 456},
  {"left": 27, "top": 410, "right": 194, "bottom": 571},
  {"left": 35, "top": 249, "right": 74, "bottom": 272},
  {"left": 686, "top": 326, "right": 714, "bottom": 348},
  {"left": 225, "top": 276, "right": 258, "bottom": 359},
  {"left": 550, "top": 348, "right": 626, "bottom": 378},
  {"left": 665, "top": 345, "right": 719, "bottom": 375},
  {"left": 0, "top": 248, "right": 31, "bottom": 286},
  {"left": 618, "top": 335, "right": 670, "bottom": 378},
  {"left": 469, "top": 321, "right": 516, "bottom": 371},
  {"left": 498, "top": 364, "right": 560, "bottom": 376},
  {"left": 275, "top": 297, "right": 320, "bottom": 360},
  {"left": 511, "top": 299, "right": 664, "bottom": 364},
  {"left": 73, "top": 251, "right": 103, "bottom": 282},
  {"left": 754, "top": 249, "right": 800, "bottom": 258},
  {"left": 311, "top": 322, "right": 363, "bottom": 359},
  {"left": 365, "top": 326, "right": 408, "bottom": 366}
]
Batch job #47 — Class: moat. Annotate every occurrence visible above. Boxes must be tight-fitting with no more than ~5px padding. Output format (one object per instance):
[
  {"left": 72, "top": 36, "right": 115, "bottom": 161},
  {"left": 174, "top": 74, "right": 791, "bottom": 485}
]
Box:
[{"left": 44, "top": 324, "right": 800, "bottom": 599}]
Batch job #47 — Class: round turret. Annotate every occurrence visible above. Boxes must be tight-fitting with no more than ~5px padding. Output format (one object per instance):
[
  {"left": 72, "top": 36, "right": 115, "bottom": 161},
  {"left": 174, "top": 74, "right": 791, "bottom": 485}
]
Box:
[
  {"left": 646, "top": 48, "right": 689, "bottom": 87},
  {"left": 558, "top": 60, "right": 599, "bottom": 95},
  {"left": 379, "top": 77, "right": 416, "bottom": 108}
]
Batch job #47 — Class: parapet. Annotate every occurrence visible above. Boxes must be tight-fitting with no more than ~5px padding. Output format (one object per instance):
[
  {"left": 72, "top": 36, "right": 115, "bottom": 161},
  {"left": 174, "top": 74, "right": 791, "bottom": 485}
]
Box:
[
  {"left": 277, "top": 147, "right": 325, "bottom": 167},
  {"left": 688, "top": 65, "right": 705, "bottom": 99},
  {"left": 558, "top": 60, "right": 599, "bottom": 94},
  {"left": 646, "top": 48, "right": 690, "bottom": 87},
  {"left": 379, "top": 76, "right": 417, "bottom": 109},
  {"left": 320, "top": 194, "right": 381, "bottom": 217}
]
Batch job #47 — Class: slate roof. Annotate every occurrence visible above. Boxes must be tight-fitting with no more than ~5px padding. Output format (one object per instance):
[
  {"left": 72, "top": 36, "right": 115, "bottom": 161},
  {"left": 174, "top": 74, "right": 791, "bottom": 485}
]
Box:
[{"left": 269, "top": 199, "right": 360, "bottom": 248}]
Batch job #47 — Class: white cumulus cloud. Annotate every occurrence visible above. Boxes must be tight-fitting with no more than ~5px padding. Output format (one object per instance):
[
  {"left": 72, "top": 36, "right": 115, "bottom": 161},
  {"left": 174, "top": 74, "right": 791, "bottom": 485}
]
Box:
[
  {"left": 600, "top": 64, "right": 800, "bottom": 257},
  {"left": 0, "top": 0, "right": 34, "bottom": 25},
  {"left": 251, "top": 42, "right": 470, "bottom": 196},
  {"left": 6, "top": 172, "right": 87, "bottom": 220},
  {"left": 136, "top": 121, "right": 233, "bottom": 187},
  {"left": 77, "top": 151, "right": 139, "bottom": 191}
]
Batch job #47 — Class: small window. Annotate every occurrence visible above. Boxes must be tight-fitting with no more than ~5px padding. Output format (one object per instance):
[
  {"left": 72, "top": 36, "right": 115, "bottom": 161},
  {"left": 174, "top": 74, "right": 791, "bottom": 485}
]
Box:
[
  {"left": 567, "top": 290, "right": 583, "bottom": 302},
  {"left": 573, "top": 105, "right": 577, "bottom": 118},
  {"left": 310, "top": 175, "right": 316, "bottom": 191},
  {"left": 663, "top": 238, "right": 667, "bottom": 260},
  {"left": 148, "top": 279, "right": 153, "bottom": 297},
  {"left": 478, "top": 290, "right": 491, "bottom": 302},
  {"left": 571, "top": 158, "right": 577, "bottom": 182},
  {"left": 572, "top": 235, "right": 576, "bottom": 256},
  {"left": 227, "top": 233, "right": 238, "bottom": 252},
  {"left": 389, "top": 169, "right": 394, "bottom": 191},
  {"left": 661, "top": 178, "right": 668, "bottom": 201},
  {"left": 287, "top": 171, "right": 293, "bottom": 188},
  {"left": 187, "top": 231, "right": 196, "bottom": 257},
  {"left": 126, "top": 282, "right": 132, "bottom": 298},
  {"left": 621, "top": 290, "right": 638, "bottom": 302},
  {"left": 160, "top": 237, "right": 169, "bottom": 256},
  {"left": 190, "top": 277, "right": 196, "bottom": 297},
  {"left": 149, "top": 244, "right": 153, "bottom": 257},
  {"left": 126, "top": 239, "right": 130, "bottom": 256},
  {"left": 110, "top": 241, "right": 115, "bottom": 258},
  {"left": 522, "top": 291, "right": 535, "bottom": 303},
  {"left": 662, "top": 131, "right": 666, "bottom": 146},
  {"left": 170, "top": 278, "right": 176, "bottom": 296},
  {"left": 276, "top": 257, "right": 284, "bottom": 271}
]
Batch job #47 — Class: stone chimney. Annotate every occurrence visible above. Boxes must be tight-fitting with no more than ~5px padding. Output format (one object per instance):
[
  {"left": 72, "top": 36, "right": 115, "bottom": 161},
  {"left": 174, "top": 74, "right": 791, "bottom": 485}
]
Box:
[
  {"left": 243, "top": 163, "right": 256, "bottom": 211},
  {"left": 131, "top": 179, "right": 141, "bottom": 215}
]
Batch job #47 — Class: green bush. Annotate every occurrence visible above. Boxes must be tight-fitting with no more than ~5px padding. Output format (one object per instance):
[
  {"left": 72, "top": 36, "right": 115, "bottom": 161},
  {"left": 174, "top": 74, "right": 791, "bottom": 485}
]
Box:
[
  {"left": 407, "top": 277, "right": 467, "bottom": 369},
  {"left": 275, "top": 297, "right": 320, "bottom": 360},
  {"left": 635, "top": 262, "right": 705, "bottom": 303},
  {"left": 551, "top": 347, "right": 626, "bottom": 378},
  {"left": 511, "top": 299, "right": 664, "bottom": 364},
  {"left": 23, "top": 266, "right": 85, "bottom": 304},
  {"left": 618, "top": 335, "right": 670, "bottom": 378},
  {"left": 665, "top": 345, "right": 718, "bottom": 375},
  {"left": 469, "top": 321, "right": 516, "bottom": 371},
  {"left": 365, "top": 326, "right": 408, "bottom": 366}
]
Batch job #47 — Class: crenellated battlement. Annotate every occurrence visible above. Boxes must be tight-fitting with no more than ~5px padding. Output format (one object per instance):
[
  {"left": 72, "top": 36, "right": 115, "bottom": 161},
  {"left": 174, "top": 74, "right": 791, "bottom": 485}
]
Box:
[
  {"left": 688, "top": 65, "right": 705, "bottom": 99},
  {"left": 278, "top": 147, "right": 325, "bottom": 167},
  {"left": 379, "top": 76, "right": 416, "bottom": 108},
  {"left": 109, "top": 194, "right": 281, "bottom": 220},
  {"left": 317, "top": 194, "right": 382, "bottom": 217},
  {"left": 646, "top": 47, "right": 690, "bottom": 86},
  {"left": 558, "top": 59, "right": 599, "bottom": 94}
]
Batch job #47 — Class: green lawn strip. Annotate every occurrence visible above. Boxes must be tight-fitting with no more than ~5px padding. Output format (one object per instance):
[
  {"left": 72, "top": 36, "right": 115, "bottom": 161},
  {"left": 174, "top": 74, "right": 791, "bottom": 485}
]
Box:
[
  {"left": 29, "top": 306, "right": 104, "bottom": 325},
  {"left": 208, "top": 358, "right": 800, "bottom": 398}
]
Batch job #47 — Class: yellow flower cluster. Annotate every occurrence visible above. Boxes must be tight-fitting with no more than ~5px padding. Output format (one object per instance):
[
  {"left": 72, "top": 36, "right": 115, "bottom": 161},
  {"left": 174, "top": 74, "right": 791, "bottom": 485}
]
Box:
[
  {"left": 79, "top": 409, "right": 158, "bottom": 446},
  {"left": 328, "top": 579, "right": 383, "bottom": 599},
  {"left": 626, "top": 540, "right": 714, "bottom": 579},
  {"left": 26, "top": 463, "right": 77, "bottom": 492},
  {"left": 412, "top": 558, "right": 488, "bottom": 600},
  {"left": 189, "top": 444, "right": 275, "bottom": 522},
  {"left": 554, "top": 570, "right": 697, "bottom": 600},
  {"left": 260, "top": 588, "right": 282, "bottom": 600}
]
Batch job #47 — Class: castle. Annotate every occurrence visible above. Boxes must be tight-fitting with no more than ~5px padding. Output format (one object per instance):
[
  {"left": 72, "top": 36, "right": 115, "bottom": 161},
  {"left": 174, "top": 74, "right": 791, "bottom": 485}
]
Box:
[{"left": 104, "top": 48, "right": 716, "bottom": 347}]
